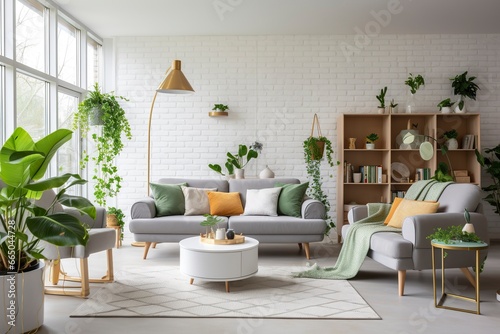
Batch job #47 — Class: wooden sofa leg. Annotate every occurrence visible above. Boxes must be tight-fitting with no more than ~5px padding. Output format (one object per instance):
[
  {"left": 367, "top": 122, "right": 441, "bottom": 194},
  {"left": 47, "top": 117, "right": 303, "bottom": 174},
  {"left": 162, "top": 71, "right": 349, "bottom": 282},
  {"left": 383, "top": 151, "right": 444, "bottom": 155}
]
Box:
[
  {"left": 143, "top": 242, "right": 152, "bottom": 260},
  {"left": 298, "top": 243, "right": 303, "bottom": 250},
  {"left": 398, "top": 270, "right": 406, "bottom": 296},
  {"left": 303, "top": 243, "right": 310, "bottom": 260},
  {"left": 80, "top": 258, "right": 90, "bottom": 298}
]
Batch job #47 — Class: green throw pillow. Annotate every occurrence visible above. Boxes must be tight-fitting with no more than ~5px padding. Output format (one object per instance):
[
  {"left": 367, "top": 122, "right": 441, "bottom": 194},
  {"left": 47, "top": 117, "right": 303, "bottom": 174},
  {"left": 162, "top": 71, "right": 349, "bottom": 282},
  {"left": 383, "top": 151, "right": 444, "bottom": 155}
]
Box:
[
  {"left": 275, "top": 182, "right": 309, "bottom": 217},
  {"left": 150, "top": 183, "right": 187, "bottom": 216}
]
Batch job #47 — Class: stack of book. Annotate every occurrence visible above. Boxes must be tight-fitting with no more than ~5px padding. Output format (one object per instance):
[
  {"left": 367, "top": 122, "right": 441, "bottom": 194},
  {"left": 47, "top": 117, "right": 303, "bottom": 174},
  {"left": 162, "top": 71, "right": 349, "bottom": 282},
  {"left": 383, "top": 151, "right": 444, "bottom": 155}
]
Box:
[
  {"left": 359, "top": 165, "right": 383, "bottom": 183},
  {"left": 415, "top": 168, "right": 432, "bottom": 181},
  {"left": 461, "top": 134, "right": 477, "bottom": 149},
  {"left": 391, "top": 191, "right": 407, "bottom": 202}
]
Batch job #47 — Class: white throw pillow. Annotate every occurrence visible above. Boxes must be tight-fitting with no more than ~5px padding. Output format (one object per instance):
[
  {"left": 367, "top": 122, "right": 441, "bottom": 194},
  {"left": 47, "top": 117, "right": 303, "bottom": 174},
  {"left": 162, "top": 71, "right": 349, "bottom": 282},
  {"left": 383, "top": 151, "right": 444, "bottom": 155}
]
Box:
[
  {"left": 182, "top": 186, "right": 217, "bottom": 216},
  {"left": 243, "top": 187, "right": 282, "bottom": 216}
]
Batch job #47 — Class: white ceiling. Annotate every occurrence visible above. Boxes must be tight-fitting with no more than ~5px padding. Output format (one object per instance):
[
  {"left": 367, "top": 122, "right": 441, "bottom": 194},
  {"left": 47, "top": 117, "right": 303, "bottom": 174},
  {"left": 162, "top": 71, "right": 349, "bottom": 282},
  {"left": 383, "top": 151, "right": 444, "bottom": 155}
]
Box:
[{"left": 54, "top": 0, "right": 500, "bottom": 38}]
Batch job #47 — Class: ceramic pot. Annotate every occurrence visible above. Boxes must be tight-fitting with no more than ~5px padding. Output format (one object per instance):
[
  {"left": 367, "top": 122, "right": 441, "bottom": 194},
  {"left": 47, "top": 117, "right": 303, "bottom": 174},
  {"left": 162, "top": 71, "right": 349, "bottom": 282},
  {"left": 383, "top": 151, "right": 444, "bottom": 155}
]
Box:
[
  {"left": 235, "top": 168, "right": 245, "bottom": 179},
  {"left": 445, "top": 138, "right": 459, "bottom": 150},
  {"left": 259, "top": 165, "right": 275, "bottom": 179},
  {"left": 377, "top": 107, "right": 386, "bottom": 114},
  {"left": 441, "top": 107, "right": 452, "bottom": 114},
  {"left": 366, "top": 143, "right": 375, "bottom": 150},
  {"left": 90, "top": 107, "right": 104, "bottom": 125},
  {"left": 462, "top": 223, "right": 475, "bottom": 234},
  {"left": 215, "top": 228, "right": 226, "bottom": 240},
  {"left": 226, "top": 229, "right": 235, "bottom": 240},
  {"left": 1, "top": 262, "right": 45, "bottom": 334}
]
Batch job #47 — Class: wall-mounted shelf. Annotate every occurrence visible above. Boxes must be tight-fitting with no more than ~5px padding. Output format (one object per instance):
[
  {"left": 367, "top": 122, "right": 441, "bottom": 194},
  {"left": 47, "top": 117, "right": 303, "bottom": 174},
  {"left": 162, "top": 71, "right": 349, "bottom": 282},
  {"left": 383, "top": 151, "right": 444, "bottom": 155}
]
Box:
[{"left": 208, "top": 111, "right": 228, "bottom": 117}]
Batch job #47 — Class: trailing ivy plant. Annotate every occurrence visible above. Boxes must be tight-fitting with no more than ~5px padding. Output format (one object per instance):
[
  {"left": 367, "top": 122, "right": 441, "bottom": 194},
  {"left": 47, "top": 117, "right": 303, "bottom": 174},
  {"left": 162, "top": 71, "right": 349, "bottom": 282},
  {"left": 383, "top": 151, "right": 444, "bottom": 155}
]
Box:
[
  {"left": 73, "top": 83, "right": 132, "bottom": 207},
  {"left": 427, "top": 225, "right": 482, "bottom": 244},
  {"left": 303, "top": 136, "right": 336, "bottom": 234},
  {"left": 475, "top": 144, "right": 500, "bottom": 215},
  {"left": 107, "top": 207, "right": 126, "bottom": 240}
]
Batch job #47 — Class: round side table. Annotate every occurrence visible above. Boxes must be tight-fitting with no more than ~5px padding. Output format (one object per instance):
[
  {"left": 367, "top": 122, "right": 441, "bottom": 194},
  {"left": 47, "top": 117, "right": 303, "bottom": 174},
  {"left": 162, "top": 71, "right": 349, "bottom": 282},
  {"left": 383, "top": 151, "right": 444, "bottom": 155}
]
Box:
[{"left": 431, "top": 240, "right": 488, "bottom": 315}]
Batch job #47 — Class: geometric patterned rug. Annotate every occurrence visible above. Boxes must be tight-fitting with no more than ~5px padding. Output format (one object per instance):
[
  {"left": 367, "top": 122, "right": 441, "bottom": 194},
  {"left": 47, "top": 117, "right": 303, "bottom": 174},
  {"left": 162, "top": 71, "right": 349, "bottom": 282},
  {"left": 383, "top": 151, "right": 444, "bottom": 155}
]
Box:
[{"left": 71, "top": 266, "right": 380, "bottom": 319}]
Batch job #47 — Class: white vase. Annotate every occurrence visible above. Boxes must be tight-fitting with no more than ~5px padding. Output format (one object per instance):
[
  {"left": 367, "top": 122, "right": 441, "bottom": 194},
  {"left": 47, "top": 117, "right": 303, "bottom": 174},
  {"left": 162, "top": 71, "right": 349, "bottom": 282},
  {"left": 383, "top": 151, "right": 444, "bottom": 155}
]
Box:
[
  {"left": 406, "top": 93, "right": 416, "bottom": 113},
  {"left": 215, "top": 228, "right": 226, "bottom": 240},
  {"left": 366, "top": 143, "right": 375, "bottom": 150},
  {"left": 462, "top": 223, "right": 475, "bottom": 234},
  {"left": 441, "top": 106, "right": 452, "bottom": 114},
  {"left": 259, "top": 165, "right": 275, "bottom": 179},
  {"left": 235, "top": 168, "right": 245, "bottom": 179},
  {"left": 1, "top": 262, "right": 45, "bottom": 334},
  {"left": 445, "top": 138, "right": 459, "bottom": 150},
  {"left": 455, "top": 104, "right": 466, "bottom": 113}
]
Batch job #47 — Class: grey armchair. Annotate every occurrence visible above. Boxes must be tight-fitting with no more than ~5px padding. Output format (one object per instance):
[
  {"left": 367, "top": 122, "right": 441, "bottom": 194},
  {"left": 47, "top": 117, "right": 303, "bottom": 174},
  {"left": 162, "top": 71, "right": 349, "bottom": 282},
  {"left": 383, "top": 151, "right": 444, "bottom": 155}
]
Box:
[
  {"left": 343, "top": 183, "right": 489, "bottom": 296},
  {"left": 38, "top": 190, "right": 116, "bottom": 298}
]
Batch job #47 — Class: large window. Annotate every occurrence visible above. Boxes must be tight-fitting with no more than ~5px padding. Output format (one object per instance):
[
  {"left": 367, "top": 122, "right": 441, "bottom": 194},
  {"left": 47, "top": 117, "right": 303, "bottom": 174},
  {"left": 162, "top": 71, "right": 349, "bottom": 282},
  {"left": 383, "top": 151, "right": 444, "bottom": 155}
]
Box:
[
  {"left": 58, "top": 17, "right": 79, "bottom": 85},
  {"left": 16, "top": 0, "right": 46, "bottom": 72},
  {"left": 57, "top": 90, "right": 79, "bottom": 175},
  {"left": 16, "top": 72, "right": 46, "bottom": 140},
  {"left": 87, "top": 37, "right": 100, "bottom": 89},
  {"left": 1, "top": 0, "right": 103, "bottom": 189}
]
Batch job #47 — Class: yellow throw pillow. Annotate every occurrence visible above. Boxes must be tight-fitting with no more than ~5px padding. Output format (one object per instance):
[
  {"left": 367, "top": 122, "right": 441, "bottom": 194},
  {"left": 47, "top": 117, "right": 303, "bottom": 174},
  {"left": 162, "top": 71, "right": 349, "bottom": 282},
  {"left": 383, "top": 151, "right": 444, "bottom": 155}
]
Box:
[
  {"left": 383, "top": 197, "right": 404, "bottom": 225},
  {"left": 207, "top": 192, "right": 244, "bottom": 216},
  {"left": 386, "top": 199, "right": 439, "bottom": 228}
]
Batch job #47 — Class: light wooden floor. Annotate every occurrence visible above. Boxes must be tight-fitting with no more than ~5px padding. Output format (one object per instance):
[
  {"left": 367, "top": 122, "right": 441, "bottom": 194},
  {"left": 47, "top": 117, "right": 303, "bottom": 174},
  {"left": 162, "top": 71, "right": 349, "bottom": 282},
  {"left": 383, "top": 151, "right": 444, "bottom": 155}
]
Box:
[{"left": 42, "top": 235, "right": 500, "bottom": 334}]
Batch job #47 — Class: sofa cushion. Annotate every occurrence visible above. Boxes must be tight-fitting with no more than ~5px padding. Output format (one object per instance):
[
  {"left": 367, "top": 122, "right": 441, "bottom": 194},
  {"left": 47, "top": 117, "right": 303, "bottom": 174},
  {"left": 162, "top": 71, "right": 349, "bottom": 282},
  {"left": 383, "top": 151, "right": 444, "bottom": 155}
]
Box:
[
  {"left": 386, "top": 199, "right": 439, "bottom": 228},
  {"left": 276, "top": 182, "right": 308, "bottom": 217},
  {"left": 370, "top": 233, "right": 413, "bottom": 259},
  {"left": 150, "top": 182, "right": 186, "bottom": 216},
  {"left": 229, "top": 178, "right": 300, "bottom": 206},
  {"left": 207, "top": 191, "right": 244, "bottom": 216},
  {"left": 158, "top": 178, "right": 229, "bottom": 192},
  {"left": 383, "top": 197, "right": 403, "bottom": 225},
  {"left": 229, "top": 216, "right": 326, "bottom": 235},
  {"left": 436, "top": 183, "right": 482, "bottom": 213},
  {"left": 129, "top": 215, "right": 229, "bottom": 234},
  {"left": 181, "top": 186, "right": 216, "bottom": 215},
  {"left": 243, "top": 187, "right": 282, "bottom": 216}
]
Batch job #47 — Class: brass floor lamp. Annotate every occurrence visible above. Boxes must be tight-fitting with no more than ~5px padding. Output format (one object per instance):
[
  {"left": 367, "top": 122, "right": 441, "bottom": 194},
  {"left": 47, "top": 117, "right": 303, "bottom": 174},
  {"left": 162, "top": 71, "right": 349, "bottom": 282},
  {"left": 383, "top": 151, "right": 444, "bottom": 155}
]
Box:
[{"left": 132, "top": 59, "right": 194, "bottom": 247}]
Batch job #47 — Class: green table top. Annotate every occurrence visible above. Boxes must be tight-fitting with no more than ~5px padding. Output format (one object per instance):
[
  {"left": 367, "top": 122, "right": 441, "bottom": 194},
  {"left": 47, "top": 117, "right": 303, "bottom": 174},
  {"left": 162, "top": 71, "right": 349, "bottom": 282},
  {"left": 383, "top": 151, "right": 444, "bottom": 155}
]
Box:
[{"left": 431, "top": 240, "right": 488, "bottom": 250}]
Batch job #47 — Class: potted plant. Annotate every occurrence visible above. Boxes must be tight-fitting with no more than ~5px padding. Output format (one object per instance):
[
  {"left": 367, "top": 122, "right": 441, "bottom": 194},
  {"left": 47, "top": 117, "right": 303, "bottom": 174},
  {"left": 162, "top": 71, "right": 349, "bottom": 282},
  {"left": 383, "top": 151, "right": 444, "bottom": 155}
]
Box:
[
  {"left": 365, "top": 133, "right": 379, "bottom": 149},
  {"left": 389, "top": 99, "right": 398, "bottom": 114},
  {"left": 475, "top": 144, "right": 500, "bottom": 215},
  {"left": 106, "top": 207, "right": 126, "bottom": 241},
  {"left": 209, "top": 144, "right": 258, "bottom": 179},
  {"left": 376, "top": 86, "right": 387, "bottom": 114},
  {"left": 200, "top": 214, "right": 225, "bottom": 239},
  {"left": 209, "top": 103, "right": 229, "bottom": 117},
  {"left": 437, "top": 98, "right": 454, "bottom": 114},
  {"left": 72, "top": 83, "right": 132, "bottom": 210},
  {"left": 303, "top": 136, "right": 336, "bottom": 234},
  {"left": 404, "top": 73, "right": 425, "bottom": 113},
  {"left": 442, "top": 129, "right": 459, "bottom": 150},
  {"left": 450, "top": 71, "right": 480, "bottom": 113},
  {"left": 427, "top": 224, "right": 482, "bottom": 244},
  {"left": 0, "top": 127, "right": 94, "bottom": 333}
]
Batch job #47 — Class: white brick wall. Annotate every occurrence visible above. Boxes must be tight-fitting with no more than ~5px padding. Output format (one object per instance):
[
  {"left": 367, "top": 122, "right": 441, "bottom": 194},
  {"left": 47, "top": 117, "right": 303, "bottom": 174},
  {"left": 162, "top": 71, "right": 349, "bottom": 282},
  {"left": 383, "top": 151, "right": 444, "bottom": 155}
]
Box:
[{"left": 113, "top": 34, "right": 500, "bottom": 239}]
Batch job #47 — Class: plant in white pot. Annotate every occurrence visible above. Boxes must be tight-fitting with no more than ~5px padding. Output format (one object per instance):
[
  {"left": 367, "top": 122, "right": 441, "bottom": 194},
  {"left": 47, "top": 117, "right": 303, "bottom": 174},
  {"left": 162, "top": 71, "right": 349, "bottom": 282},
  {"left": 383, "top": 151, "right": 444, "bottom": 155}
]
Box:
[
  {"left": 450, "top": 71, "right": 480, "bottom": 113},
  {"left": 0, "top": 127, "right": 94, "bottom": 333},
  {"left": 365, "top": 133, "right": 379, "bottom": 149},
  {"left": 389, "top": 99, "right": 399, "bottom": 114},
  {"left": 404, "top": 73, "right": 425, "bottom": 113},
  {"left": 442, "top": 129, "right": 459, "bottom": 150},
  {"left": 437, "top": 98, "right": 454, "bottom": 114},
  {"left": 376, "top": 86, "right": 387, "bottom": 114}
]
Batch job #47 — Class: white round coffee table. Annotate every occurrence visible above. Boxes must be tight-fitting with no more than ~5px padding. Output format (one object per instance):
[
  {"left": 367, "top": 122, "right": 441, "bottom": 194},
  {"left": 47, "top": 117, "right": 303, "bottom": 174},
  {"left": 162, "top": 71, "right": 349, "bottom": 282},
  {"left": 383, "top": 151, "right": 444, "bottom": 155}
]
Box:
[{"left": 179, "top": 236, "right": 259, "bottom": 292}]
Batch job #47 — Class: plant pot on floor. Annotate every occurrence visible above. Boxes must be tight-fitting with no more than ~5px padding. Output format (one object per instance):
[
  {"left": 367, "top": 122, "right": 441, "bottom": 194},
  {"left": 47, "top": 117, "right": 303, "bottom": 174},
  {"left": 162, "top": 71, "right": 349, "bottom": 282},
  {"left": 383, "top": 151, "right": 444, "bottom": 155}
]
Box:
[{"left": 1, "top": 262, "right": 45, "bottom": 334}]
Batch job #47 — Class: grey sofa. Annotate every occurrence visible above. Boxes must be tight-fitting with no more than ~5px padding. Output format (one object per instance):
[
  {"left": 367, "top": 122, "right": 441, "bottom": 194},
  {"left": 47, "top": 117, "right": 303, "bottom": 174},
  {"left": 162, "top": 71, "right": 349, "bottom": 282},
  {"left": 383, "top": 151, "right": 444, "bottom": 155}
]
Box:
[
  {"left": 129, "top": 178, "right": 326, "bottom": 259},
  {"left": 342, "top": 183, "right": 489, "bottom": 296}
]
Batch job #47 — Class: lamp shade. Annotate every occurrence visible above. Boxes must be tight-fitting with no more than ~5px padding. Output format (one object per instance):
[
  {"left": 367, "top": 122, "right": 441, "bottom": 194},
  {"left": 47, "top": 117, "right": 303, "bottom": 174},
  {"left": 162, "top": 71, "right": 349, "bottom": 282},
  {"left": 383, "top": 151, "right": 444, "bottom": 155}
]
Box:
[{"left": 157, "top": 60, "right": 194, "bottom": 94}]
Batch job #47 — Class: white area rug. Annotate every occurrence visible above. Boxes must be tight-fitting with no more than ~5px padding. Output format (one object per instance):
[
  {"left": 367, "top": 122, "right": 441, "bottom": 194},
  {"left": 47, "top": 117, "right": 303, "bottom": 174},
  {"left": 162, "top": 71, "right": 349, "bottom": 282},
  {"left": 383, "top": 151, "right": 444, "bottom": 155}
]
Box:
[{"left": 71, "top": 266, "right": 380, "bottom": 320}]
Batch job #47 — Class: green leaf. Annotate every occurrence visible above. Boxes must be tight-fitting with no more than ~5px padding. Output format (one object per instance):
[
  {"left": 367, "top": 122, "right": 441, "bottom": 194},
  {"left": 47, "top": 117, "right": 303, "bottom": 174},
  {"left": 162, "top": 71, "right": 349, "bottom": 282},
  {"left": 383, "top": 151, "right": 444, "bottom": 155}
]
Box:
[
  {"left": 26, "top": 213, "right": 88, "bottom": 246},
  {"left": 31, "top": 128, "right": 73, "bottom": 181},
  {"left": 208, "top": 164, "right": 222, "bottom": 174},
  {"left": 58, "top": 194, "right": 96, "bottom": 219},
  {"left": 238, "top": 145, "right": 248, "bottom": 157}
]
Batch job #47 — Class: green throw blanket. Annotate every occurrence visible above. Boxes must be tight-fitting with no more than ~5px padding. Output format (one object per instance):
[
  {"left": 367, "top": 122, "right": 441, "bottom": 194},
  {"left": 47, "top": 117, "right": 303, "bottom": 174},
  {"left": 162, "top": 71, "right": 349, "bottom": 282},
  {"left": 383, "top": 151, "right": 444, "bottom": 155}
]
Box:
[{"left": 294, "top": 180, "right": 452, "bottom": 280}]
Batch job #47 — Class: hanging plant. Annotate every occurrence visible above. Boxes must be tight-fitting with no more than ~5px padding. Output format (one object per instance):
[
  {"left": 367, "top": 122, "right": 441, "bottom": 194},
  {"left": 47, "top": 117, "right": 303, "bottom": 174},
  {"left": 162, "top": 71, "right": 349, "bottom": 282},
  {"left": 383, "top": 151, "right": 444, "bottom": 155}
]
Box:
[
  {"left": 303, "top": 114, "right": 336, "bottom": 234},
  {"left": 73, "top": 83, "right": 132, "bottom": 208}
]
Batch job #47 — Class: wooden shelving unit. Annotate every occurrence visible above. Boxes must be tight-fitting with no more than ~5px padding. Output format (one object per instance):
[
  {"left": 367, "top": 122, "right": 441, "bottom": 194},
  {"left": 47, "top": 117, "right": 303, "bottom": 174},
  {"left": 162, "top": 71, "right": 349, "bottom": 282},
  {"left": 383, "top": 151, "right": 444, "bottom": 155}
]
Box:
[{"left": 336, "top": 113, "right": 481, "bottom": 243}]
